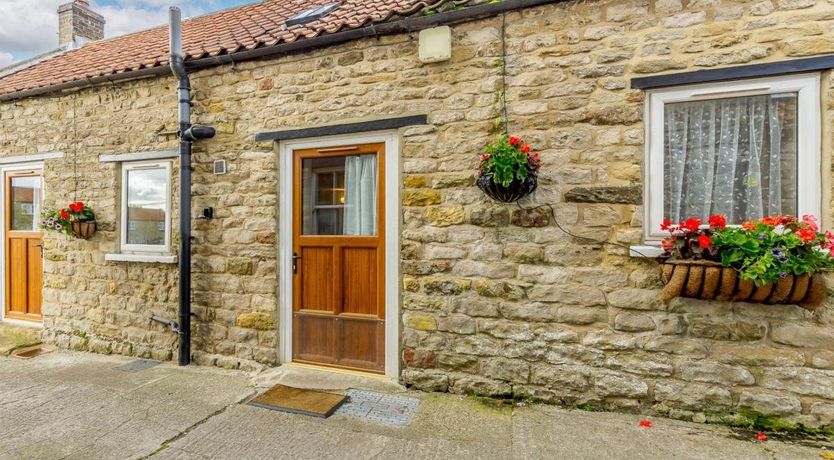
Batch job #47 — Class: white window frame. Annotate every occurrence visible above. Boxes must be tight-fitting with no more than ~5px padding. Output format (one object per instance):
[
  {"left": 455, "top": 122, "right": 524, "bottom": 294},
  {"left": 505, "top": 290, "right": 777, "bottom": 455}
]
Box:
[
  {"left": 120, "top": 160, "right": 172, "bottom": 253},
  {"left": 643, "top": 73, "right": 821, "bottom": 243}
]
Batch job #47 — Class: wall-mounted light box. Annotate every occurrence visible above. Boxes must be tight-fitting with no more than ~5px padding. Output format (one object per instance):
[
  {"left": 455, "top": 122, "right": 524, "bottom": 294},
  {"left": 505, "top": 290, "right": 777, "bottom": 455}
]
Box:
[{"left": 418, "top": 26, "right": 452, "bottom": 63}]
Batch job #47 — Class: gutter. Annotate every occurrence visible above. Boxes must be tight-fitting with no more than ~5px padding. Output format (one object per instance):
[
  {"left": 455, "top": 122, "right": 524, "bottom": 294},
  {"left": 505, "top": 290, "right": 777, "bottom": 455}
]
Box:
[{"left": 0, "top": 0, "right": 559, "bottom": 102}]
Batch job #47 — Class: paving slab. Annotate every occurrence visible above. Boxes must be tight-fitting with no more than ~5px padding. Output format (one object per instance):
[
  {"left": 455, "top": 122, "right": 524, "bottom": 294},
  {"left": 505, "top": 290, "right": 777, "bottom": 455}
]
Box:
[
  {"left": 511, "top": 405, "right": 827, "bottom": 460},
  {"left": 0, "top": 351, "right": 254, "bottom": 460}
]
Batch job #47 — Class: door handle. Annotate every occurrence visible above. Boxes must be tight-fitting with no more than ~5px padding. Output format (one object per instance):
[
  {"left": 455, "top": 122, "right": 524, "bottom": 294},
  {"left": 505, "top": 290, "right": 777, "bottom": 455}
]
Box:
[{"left": 292, "top": 252, "right": 302, "bottom": 274}]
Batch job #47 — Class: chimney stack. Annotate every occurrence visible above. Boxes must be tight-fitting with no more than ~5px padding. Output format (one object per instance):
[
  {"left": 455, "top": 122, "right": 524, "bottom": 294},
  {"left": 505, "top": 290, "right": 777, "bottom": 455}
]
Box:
[{"left": 58, "top": 0, "right": 105, "bottom": 49}]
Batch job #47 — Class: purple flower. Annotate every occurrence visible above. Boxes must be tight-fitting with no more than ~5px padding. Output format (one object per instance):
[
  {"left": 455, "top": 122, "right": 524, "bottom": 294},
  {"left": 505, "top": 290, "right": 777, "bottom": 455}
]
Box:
[
  {"left": 779, "top": 272, "right": 788, "bottom": 279},
  {"left": 758, "top": 233, "right": 766, "bottom": 239},
  {"left": 54, "top": 223, "right": 62, "bottom": 231}
]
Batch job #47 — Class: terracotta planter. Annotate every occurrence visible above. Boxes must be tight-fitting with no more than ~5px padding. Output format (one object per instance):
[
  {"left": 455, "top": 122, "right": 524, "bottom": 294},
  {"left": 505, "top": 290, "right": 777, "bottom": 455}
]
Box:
[
  {"left": 660, "top": 260, "right": 827, "bottom": 311},
  {"left": 477, "top": 172, "right": 538, "bottom": 203},
  {"left": 71, "top": 221, "right": 97, "bottom": 239}
]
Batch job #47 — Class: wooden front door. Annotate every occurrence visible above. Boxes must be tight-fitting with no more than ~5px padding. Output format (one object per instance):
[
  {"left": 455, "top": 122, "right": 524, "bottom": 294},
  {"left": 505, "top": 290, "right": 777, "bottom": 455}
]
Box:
[
  {"left": 5, "top": 170, "right": 43, "bottom": 322},
  {"left": 292, "top": 143, "right": 385, "bottom": 373}
]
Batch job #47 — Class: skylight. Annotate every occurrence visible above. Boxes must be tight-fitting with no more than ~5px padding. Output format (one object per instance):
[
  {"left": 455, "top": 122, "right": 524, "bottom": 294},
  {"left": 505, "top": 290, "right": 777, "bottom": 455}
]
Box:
[{"left": 286, "top": 3, "right": 340, "bottom": 27}]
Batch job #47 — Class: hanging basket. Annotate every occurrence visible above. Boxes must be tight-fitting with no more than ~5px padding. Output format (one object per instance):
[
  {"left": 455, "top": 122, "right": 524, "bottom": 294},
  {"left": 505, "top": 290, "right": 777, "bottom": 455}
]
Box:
[
  {"left": 71, "top": 221, "right": 97, "bottom": 240},
  {"left": 477, "top": 172, "right": 538, "bottom": 203},
  {"left": 660, "top": 260, "right": 827, "bottom": 311}
]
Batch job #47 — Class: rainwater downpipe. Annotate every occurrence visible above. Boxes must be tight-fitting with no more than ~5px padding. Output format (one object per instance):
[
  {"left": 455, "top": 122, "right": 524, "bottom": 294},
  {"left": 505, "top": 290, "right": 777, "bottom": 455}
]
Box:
[{"left": 169, "top": 7, "right": 215, "bottom": 366}]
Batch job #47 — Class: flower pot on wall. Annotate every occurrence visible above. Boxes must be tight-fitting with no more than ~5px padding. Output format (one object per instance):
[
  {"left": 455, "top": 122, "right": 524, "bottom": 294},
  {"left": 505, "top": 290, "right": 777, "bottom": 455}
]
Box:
[
  {"left": 477, "top": 172, "right": 538, "bottom": 203},
  {"left": 660, "top": 260, "right": 827, "bottom": 311},
  {"left": 71, "top": 221, "right": 97, "bottom": 240}
]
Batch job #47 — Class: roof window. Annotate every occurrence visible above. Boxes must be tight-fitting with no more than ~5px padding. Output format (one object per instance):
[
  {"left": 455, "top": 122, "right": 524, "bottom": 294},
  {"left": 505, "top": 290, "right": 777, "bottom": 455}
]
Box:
[{"left": 286, "top": 3, "right": 340, "bottom": 27}]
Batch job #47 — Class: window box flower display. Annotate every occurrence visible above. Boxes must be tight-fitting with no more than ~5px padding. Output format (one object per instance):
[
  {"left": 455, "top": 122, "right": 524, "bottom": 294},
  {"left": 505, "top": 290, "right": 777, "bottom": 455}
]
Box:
[
  {"left": 477, "top": 135, "right": 540, "bottom": 203},
  {"left": 41, "top": 201, "right": 97, "bottom": 239},
  {"left": 658, "top": 214, "right": 833, "bottom": 310}
]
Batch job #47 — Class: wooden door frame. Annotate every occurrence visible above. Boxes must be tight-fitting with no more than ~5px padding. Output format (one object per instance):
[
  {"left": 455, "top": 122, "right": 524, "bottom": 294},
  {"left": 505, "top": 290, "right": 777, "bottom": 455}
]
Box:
[
  {"left": 0, "top": 161, "right": 45, "bottom": 326},
  {"left": 278, "top": 131, "right": 400, "bottom": 378}
]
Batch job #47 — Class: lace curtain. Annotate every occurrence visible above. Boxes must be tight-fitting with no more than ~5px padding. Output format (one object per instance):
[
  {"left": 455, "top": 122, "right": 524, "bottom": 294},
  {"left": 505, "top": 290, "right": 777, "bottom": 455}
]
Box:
[{"left": 664, "top": 93, "right": 798, "bottom": 224}]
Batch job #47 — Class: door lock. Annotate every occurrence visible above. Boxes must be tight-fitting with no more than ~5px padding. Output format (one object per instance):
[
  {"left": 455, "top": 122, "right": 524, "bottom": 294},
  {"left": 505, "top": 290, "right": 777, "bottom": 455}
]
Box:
[{"left": 292, "top": 252, "right": 302, "bottom": 274}]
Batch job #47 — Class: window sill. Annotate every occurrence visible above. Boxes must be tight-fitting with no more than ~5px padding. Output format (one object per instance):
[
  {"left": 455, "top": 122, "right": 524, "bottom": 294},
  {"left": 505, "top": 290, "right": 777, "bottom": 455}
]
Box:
[
  {"left": 629, "top": 245, "right": 665, "bottom": 258},
  {"left": 105, "top": 253, "right": 177, "bottom": 264}
]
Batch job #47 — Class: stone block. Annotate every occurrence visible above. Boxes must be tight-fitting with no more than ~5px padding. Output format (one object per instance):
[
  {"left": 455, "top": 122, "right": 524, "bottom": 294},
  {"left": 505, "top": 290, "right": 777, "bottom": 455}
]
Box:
[
  {"left": 738, "top": 391, "right": 802, "bottom": 416},
  {"left": 480, "top": 357, "right": 530, "bottom": 383},
  {"left": 680, "top": 361, "right": 755, "bottom": 385},
  {"left": 613, "top": 312, "right": 656, "bottom": 332},
  {"left": 564, "top": 186, "right": 642, "bottom": 204},
  {"left": 236, "top": 312, "right": 273, "bottom": 331},
  {"left": 594, "top": 373, "right": 648, "bottom": 398}
]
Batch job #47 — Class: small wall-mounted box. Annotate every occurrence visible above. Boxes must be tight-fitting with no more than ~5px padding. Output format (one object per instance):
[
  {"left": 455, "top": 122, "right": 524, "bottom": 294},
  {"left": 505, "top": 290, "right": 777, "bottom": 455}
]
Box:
[{"left": 418, "top": 26, "right": 452, "bottom": 63}]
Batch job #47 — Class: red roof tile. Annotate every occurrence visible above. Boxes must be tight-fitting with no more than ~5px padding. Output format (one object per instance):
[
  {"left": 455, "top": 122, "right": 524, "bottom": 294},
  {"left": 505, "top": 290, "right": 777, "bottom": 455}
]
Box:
[{"left": 0, "top": 0, "right": 449, "bottom": 97}]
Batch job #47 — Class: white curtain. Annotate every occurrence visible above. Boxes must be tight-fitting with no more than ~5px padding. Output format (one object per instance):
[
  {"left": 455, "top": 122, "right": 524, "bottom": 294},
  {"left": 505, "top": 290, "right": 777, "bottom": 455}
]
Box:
[
  {"left": 664, "top": 94, "right": 796, "bottom": 224},
  {"left": 343, "top": 154, "right": 377, "bottom": 235}
]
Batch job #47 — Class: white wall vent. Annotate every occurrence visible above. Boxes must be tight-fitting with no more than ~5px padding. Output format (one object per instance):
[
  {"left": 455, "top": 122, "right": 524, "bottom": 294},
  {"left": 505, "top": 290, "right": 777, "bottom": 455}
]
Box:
[{"left": 213, "top": 159, "right": 227, "bottom": 175}]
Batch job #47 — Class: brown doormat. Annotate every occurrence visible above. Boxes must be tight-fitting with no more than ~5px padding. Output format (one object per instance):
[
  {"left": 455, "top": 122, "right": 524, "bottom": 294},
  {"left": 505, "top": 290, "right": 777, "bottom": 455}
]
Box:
[{"left": 248, "top": 384, "right": 346, "bottom": 418}]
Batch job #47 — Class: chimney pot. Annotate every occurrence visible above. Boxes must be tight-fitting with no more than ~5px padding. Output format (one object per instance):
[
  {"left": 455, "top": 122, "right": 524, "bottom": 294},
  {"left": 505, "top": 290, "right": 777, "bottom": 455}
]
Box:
[{"left": 58, "top": 0, "right": 105, "bottom": 49}]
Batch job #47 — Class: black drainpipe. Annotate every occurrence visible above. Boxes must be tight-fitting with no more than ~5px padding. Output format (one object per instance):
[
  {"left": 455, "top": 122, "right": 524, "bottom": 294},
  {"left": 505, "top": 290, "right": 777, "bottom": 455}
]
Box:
[{"left": 169, "top": 7, "right": 215, "bottom": 366}]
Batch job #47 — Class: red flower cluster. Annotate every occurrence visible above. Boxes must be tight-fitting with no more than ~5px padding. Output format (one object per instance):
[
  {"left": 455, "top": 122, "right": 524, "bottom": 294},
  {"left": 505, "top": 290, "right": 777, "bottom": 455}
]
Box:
[
  {"left": 69, "top": 201, "right": 85, "bottom": 213},
  {"left": 638, "top": 419, "right": 653, "bottom": 428},
  {"left": 659, "top": 214, "right": 726, "bottom": 261}
]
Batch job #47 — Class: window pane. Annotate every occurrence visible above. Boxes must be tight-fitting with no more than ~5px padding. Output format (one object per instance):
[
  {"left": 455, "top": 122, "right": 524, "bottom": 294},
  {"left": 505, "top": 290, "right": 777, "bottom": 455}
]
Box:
[
  {"left": 126, "top": 167, "right": 167, "bottom": 245},
  {"left": 301, "top": 154, "right": 377, "bottom": 235},
  {"left": 10, "top": 176, "right": 40, "bottom": 231},
  {"left": 664, "top": 92, "right": 797, "bottom": 224}
]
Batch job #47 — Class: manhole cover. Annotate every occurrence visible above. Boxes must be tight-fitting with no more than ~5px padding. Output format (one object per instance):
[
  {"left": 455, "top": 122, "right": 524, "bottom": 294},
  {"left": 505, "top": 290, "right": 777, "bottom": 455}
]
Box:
[
  {"left": 114, "top": 359, "right": 161, "bottom": 373},
  {"left": 335, "top": 389, "right": 420, "bottom": 426},
  {"left": 12, "top": 347, "right": 49, "bottom": 359}
]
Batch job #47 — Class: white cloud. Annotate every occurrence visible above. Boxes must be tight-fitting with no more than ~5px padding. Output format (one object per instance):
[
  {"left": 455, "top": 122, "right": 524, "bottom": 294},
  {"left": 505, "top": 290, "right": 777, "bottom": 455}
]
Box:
[
  {"left": 0, "top": 52, "right": 13, "bottom": 67},
  {"left": 0, "top": 0, "right": 227, "bottom": 63}
]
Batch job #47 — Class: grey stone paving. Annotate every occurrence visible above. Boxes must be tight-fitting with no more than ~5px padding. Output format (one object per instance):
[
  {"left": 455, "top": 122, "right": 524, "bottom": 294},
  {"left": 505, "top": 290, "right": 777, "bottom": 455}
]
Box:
[
  {"left": 0, "top": 350, "right": 830, "bottom": 460},
  {"left": 335, "top": 389, "right": 420, "bottom": 426},
  {"left": 114, "top": 358, "right": 161, "bottom": 373}
]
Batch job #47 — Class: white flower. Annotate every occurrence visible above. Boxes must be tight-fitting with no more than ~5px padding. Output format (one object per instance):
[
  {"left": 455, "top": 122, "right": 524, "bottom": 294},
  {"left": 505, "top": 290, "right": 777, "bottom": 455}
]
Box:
[{"left": 773, "top": 225, "right": 790, "bottom": 235}]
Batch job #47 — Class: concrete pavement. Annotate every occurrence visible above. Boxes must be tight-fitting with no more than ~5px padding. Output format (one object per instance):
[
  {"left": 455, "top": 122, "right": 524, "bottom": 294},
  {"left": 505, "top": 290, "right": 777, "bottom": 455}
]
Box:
[{"left": 0, "top": 350, "right": 829, "bottom": 460}]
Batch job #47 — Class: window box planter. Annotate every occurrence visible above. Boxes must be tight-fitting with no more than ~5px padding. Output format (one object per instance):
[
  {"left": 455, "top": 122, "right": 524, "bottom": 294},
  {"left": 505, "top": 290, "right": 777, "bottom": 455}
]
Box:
[
  {"left": 71, "top": 221, "right": 97, "bottom": 239},
  {"left": 660, "top": 260, "right": 827, "bottom": 310},
  {"left": 476, "top": 172, "right": 537, "bottom": 203}
]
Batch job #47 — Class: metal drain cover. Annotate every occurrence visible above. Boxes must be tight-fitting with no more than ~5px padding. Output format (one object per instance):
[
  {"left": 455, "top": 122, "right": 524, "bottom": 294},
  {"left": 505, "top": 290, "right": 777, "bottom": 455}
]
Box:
[
  {"left": 335, "top": 389, "right": 420, "bottom": 426},
  {"left": 114, "top": 359, "right": 161, "bottom": 373}
]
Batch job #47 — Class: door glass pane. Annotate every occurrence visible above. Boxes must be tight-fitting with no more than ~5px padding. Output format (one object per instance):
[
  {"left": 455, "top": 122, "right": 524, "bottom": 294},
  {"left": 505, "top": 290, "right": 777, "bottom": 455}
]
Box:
[
  {"left": 126, "top": 167, "right": 168, "bottom": 245},
  {"left": 663, "top": 92, "right": 798, "bottom": 224},
  {"left": 301, "top": 154, "right": 377, "bottom": 235},
  {"left": 10, "top": 176, "right": 41, "bottom": 231}
]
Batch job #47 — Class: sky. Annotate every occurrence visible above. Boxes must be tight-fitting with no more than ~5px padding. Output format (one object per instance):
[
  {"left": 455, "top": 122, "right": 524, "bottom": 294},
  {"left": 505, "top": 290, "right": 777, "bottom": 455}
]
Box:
[{"left": 0, "top": 0, "right": 256, "bottom": 67}]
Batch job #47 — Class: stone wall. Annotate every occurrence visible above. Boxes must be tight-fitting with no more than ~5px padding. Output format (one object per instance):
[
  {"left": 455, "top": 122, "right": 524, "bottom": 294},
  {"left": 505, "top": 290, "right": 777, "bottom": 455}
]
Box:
[{"left": 2, "top": 0, "right": 834, "bottom": 428}]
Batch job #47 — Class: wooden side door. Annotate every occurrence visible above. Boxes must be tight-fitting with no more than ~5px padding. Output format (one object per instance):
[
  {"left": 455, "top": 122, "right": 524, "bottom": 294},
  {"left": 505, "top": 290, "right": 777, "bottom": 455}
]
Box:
[
  {"left": 292, "top": 143, "right": 385, "bottom": 373},
  {"left": 5, "top": 170, "right": 43, "bottom": 322}
]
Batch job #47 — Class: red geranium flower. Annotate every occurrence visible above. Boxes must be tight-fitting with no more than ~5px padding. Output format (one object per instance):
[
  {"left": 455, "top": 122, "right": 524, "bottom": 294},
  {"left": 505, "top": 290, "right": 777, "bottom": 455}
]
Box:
[
  {"left": 797, "top": 228, "right": 817, "bottom": 243},
  {"left": 756, "top": 432, "right": 767, "bottom": 442},
  {"left": 680, "top": 217, "right": 701, "bottom": 232},
  {"left": 639, "top": 419, "right": 653, "bottom": 428},
  {"left": 60, "top": 209, "right": 69, "bottom": 220},
  {"left": 508, "top": 136, "right": 521, "bottom": 146},
  {"left": 742, "top": 221, "right": 757, "bottom": 231},
  {"left": 708, "top": 214, "right": 726, "bottom": 229},
  {"left": 69, "top": 201, "right": 84, "bottom": 213},
  {"left": 520, "top": 144, "right": 531, "bottom": 153},
  {"left": 698, "top": 234, "right": 712, "bottom": 249},
  {"left": 660, "top": 219, "right": 672, "bottom": 231}
]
